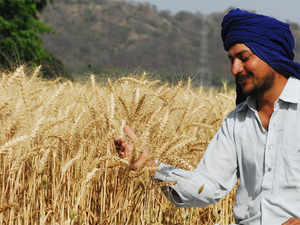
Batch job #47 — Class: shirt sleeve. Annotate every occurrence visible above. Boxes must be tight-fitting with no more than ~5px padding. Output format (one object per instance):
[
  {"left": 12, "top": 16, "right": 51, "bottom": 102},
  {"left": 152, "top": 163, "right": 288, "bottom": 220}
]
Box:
[{"left": 154, "top": 114, "right": 238, "bottom": 208}]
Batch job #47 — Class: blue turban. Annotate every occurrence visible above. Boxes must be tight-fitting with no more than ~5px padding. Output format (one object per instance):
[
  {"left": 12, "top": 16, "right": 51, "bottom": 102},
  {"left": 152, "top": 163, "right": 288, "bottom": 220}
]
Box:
[{"left": 221, "top": 8, "right": 300, "bottom": 79}]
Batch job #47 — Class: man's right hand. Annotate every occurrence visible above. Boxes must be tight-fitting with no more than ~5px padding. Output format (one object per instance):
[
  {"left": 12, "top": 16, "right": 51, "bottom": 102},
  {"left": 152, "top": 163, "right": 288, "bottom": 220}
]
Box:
[{"left": 114, "top": 125, "right": 156, "bottom": 170}]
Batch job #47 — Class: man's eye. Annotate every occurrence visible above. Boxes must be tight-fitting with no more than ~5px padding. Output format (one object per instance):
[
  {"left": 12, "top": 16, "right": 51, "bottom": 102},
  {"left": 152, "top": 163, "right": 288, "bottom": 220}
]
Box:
[
  {"left": 240, "top": 54, "right": 252, "bottom": 62},
  {"left": 240, "top": 56, "right": 249, "bottom": 62}
]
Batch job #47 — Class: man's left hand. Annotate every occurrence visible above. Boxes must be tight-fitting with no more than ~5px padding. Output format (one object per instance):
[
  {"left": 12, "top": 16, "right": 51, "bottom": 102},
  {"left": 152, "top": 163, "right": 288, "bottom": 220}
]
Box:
[{"left": 282, "top": 218, "right": 300, "bottom": 225}]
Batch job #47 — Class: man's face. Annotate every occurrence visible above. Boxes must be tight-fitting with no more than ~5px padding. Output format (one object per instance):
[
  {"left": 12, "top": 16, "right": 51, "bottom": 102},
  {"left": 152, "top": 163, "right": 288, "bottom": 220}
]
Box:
[{"left": 228, "top": 43, "right": 276, "bottom": 97}]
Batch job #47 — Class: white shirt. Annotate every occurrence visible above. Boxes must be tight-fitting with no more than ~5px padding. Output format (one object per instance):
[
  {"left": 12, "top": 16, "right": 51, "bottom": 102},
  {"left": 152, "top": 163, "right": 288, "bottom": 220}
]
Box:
[{"left": 155, "top": 77, "right": 300, "bottom": 225}]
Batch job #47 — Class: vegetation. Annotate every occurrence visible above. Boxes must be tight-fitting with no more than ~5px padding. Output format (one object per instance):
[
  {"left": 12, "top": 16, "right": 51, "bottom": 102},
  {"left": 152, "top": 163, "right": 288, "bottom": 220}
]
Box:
[
  {"left": 40, "top": 0, "right": 300, "bottom": 85},
  {"left": 0, "top": 0, "right": 71, "bottom": 79},
  {"left": 40, "top": 0, "right": 229, "bottom": 85},
  {"left": 0, "top": 0, "right": 50, "bottom": 66},
  {"left": 0, "top": 67, "right": 236, "bottom": 224}
]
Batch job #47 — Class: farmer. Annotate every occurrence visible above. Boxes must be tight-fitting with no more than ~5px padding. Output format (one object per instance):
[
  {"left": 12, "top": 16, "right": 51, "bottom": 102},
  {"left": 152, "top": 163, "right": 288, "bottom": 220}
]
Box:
[{"left": 114, "top": 9, "right": 300, "bottom": 225}]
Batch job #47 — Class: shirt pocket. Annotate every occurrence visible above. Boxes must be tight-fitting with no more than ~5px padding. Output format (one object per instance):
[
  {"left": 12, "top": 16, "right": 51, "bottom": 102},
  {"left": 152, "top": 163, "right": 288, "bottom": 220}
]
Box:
[{"left": 282, "top": 144, "right": 300, "bottom": 187}]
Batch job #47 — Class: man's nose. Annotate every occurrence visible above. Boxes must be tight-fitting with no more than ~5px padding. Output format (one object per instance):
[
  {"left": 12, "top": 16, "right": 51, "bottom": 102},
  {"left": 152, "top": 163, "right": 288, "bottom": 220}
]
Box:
[{"left": 231, "top": 59, "right": 244, "bottom": 76}]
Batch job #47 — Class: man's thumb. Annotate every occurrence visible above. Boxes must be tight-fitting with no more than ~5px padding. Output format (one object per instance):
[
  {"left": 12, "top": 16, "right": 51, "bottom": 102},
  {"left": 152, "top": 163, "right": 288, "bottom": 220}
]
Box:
[{"left": 124, "top": 125, "right": 137, "bottom": 140}]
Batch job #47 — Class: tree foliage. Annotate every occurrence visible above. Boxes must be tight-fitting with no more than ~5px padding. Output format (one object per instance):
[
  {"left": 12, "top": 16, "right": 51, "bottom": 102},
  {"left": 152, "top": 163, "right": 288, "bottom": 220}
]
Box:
[{"left": 0, "top": 0, "right": 53, "bottom": 68}]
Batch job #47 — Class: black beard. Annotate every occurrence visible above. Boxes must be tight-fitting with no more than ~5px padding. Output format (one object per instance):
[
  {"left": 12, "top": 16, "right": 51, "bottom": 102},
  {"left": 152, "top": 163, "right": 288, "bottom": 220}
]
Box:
[
  {"left": 236, "top": 72, "right": 275, "bottom": 97},
  {"left": 235, "top": 73, "right": 253, "bottom": 96}
]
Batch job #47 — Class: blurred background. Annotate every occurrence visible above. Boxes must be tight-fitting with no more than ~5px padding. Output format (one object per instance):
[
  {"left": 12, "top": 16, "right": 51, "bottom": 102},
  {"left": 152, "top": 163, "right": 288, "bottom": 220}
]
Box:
[{"left": 3, "top": 0, "right": 300, "bottom": 86}]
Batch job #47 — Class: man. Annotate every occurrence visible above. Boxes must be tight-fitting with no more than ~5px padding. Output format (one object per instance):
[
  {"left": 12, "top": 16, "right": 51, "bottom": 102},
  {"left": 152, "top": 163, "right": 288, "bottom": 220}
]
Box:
[{"left": 115, "top": 9, "right": 300, "bottom": 225}]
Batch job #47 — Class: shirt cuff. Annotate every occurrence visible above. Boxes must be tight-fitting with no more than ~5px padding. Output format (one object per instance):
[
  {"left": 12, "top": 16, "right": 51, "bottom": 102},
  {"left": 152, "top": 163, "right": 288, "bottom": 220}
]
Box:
[{"left": 153, "top": 162, "right": 185, "bottom": 206}]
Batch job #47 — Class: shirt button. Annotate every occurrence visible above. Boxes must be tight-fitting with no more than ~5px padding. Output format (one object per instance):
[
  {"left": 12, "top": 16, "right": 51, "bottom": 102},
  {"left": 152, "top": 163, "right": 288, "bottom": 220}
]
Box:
[
  {"left": 268, "top": 168, "right": 272, "bottom": 172},
  {"left": 269, "top": 145, "right": 273, "bottom": 150}
]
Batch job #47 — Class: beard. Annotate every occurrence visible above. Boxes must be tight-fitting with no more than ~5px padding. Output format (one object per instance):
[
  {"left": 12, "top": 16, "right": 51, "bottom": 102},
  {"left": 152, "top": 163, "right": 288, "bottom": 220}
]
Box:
[{"left": 236, "top": 71, "right": 275, "bottom": 97}]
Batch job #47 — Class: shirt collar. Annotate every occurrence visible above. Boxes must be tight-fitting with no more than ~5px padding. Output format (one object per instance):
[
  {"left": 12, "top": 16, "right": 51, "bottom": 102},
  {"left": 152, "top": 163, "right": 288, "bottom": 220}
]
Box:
[
  {"left": 278, "top": 76, "right": 300, "bottom": 104},
  {"left": 236, "top": 97, "right": 252, "bottom": 112},
  {"left": 236, "top": 76, "right": 300, "bottom": 112}
]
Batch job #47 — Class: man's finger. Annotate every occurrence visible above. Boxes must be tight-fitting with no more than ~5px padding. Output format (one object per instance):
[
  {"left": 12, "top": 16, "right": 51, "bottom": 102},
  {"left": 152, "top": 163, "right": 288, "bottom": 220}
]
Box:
[
  {"left": 132, "top": 155, "right": 148, "bottom": 169},
  {"left": 114, "top": 139, "right": 122, "bottom": 151},
  {"left": 124, "top": 125, "right": 138, "bottom": 140},
  {"left": 119, "top": 151, "right": 126, "bottom": 158}
]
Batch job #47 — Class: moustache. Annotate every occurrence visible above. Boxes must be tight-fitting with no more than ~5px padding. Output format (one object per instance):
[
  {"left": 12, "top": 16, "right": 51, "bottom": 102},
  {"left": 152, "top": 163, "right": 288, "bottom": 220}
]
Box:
[{"left": 236, "top": 73, "right": 253, "bottom": 84}]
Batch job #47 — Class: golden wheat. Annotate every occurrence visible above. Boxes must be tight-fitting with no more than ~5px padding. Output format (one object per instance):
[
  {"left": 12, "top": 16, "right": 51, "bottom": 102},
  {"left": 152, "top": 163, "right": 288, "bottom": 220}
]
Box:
[{"left": 0, "top": 66, "right": 236, "bottom": 225}]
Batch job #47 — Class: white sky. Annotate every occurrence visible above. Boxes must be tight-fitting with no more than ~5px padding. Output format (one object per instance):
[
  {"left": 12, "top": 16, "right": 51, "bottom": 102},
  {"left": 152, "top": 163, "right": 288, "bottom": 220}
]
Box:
[{"left": 128, "top": 0, "right": 300, "bottom": 24}]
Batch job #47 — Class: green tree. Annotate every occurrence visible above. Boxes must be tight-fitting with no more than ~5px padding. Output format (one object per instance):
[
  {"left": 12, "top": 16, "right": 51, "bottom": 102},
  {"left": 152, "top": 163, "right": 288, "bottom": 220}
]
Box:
[{"left": 0, "top": 0, "right": 53, "bottom": 68}]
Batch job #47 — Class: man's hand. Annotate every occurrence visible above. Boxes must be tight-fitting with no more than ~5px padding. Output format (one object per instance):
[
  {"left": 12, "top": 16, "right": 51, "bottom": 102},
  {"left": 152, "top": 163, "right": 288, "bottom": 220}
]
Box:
[
  {"left": 282, "top": 218, "right": 300, "bottom": 225},
  {"left": 114, "top": 125, "right": 156, "bottom": 170}
]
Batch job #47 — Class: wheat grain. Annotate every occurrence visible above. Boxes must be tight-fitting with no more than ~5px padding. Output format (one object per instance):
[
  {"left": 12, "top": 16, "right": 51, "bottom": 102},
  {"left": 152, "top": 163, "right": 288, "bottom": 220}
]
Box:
[
  {"left": 0, "top": 67, "right": 236, "bottom": 225},
  {"left": 37, "top": 149, "right": 50, "bottom": 174},
  {"left": 61, "top": 153, "right": 81, "bottom": 175},
  {"left": 0, "top": 135, "right": 30, "bottom": 154}
]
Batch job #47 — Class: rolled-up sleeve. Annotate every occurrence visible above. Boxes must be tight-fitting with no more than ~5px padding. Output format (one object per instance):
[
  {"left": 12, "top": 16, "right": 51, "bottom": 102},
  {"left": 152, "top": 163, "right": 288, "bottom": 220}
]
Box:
[{"left": 154, "top": 115, "right": 238, "bottom": 207}]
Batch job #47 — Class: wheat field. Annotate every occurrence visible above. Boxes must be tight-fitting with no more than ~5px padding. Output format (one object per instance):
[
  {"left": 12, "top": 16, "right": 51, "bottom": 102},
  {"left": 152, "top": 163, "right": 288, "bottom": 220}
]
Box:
[{"left": 0, "top": 67, "right": 237, "bottom": 225}]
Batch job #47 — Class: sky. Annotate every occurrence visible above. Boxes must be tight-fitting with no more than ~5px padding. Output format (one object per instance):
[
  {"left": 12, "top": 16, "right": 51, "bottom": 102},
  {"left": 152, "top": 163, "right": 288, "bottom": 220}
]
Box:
[{"left": 127, "top": 0, "right": 300, "bottom": 24}]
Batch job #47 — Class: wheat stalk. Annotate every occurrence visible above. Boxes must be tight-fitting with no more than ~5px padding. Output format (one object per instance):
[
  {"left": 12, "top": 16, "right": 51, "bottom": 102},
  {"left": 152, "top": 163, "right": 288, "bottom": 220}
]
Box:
[
  {"left": 0, "top": 135, "right": 30, "bottom": 154},
  {"left": 0, "top": 67, "right": 236, "bottom": 225}
]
